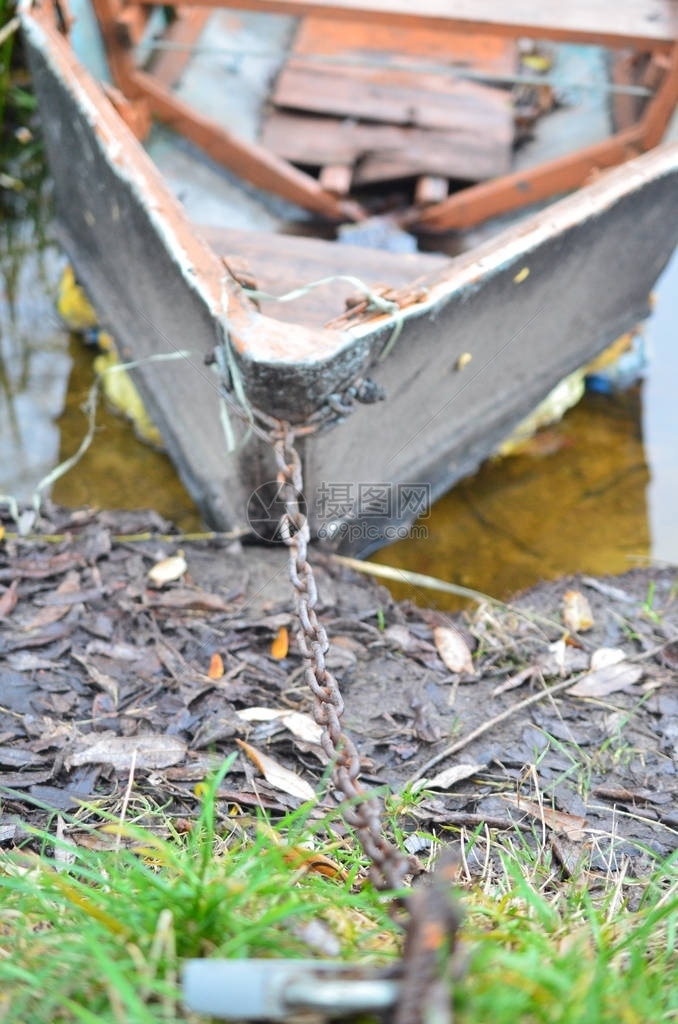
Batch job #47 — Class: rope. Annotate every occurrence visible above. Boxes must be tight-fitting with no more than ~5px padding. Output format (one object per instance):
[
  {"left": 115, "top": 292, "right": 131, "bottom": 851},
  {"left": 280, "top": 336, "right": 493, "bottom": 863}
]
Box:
[
  {"left": 241, "top": 273, "right": 405, "bottom": 360},
  {"left": 0, "top": 350, "right": 192, "bottom": 533}
]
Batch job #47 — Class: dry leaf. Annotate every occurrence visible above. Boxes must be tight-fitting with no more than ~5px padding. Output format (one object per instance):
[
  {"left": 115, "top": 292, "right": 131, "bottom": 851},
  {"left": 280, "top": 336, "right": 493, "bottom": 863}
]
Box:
[
  {"left": 433, "top": 626, "right": 474, "bottom": 675},
  {"left": 54, "top": 816, "right": 77, "bottom": 870},
  {"left": 70, "top": 733, "right": 186, "bottom": 770},
  {"left": 23, "top": 571, "right": 80, "bottom": 631},
  {"left": 503, "top": 794, "right": 588, "bottom": 841},
  {"left": 148, "top": 552, "right": 187, "bottom": 587},
  {"left": 281, "top": 711, "right": 323, "bottom": 745},
  {"left": 661, "top": 641, "right": 678, "bottom": 670},
  {"left": 236, "top": 739, "right": 315, "bottom": 802},
  {"left": 589, "top": 647, "right": 625, "bottom": 671},
  {"left": 236, "top": 708, "right": 323, "bottom": 744},
  {"left": 0, "top": 580, "right": 18, "bottom": 619},
  {"left": 568, "top": 661, "right": 643, "bottom": 698},
  {"left": 144, "top": 588, "right": 229, "bottom": 612},
  {"left": 415, "top": 762, "right": 486, "bottom": 793},
  {"left": 237, "top": 707, "right": 283, "bottom": 723},
  {"left": 208, "top": 653, "right": 224, "bottom": 679},
  {"left": 292, "top": 918, "right": 341, "bottom": 955},
  {"left": 283, "top": 846, "right": 347, "bottom": 881},
  {"left": 271, "top": 625, "right": 289, "bottom": 660},
  {"left": 72, "top": 653, "right": 119, "bottom": 703},
  {"left": 562, "top": 590, "right": 594, "bottom": 632},
  {"left": 492, "top": 666, "right": 536, "bottom": 696}
]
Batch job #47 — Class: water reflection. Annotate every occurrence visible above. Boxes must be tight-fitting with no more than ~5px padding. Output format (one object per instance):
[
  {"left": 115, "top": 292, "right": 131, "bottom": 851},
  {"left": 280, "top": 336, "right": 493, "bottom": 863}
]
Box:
[
  {"left": 374, "top": 387, "right": 650, "bottom": 610},
  {"left": 51, "top": 334, "right": 201, "bottom": 531},
  {"left": 1, "top": 203, "right": 200, "bottom": 529},
  {"left": 0, "top": 190, "right": 68, "bottom": 502}
]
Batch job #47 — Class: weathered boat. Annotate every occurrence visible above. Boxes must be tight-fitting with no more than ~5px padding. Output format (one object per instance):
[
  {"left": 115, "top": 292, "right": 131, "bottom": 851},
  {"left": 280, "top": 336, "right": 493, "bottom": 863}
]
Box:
[{"left": 20, "top": 0, "right": 678, "bottom": 551}]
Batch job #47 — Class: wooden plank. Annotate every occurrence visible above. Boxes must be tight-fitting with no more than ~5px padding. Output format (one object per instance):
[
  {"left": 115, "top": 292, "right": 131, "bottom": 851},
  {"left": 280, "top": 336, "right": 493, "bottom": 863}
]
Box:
[
  {"left": 292, "top": 18, "right": 518, "bottom": 76},
  {"left": 114, "top": 4, "right": 150, "bottom": 47},
  {"left": 273, "top": 60, "right": 513, "bottom": 131},
  {"left": 149, "top": 9, "right": 212, "bottom": 88},
  {"left": 411, "top": 127, "right": 644, "bottom": 231},
  {"left": 131, "top": 71, "right": 364, "bottom": 220},
  {"left": 319, "top": 164, "right": 352, "bottom": 195},
  {"left": 197, "top": 224, "right": 448, "bottom": 327},
  {"left": 637, "top": 41, "right": 678, "bottom": 146},
  {"left": 609, "top": 50, "right": 647, "bottom": 131},
  {"left": 133, "top": 0, "right": 678, "bottom": 50},
  {"left": 261, "top": 111, "right": 512, "bottom": 182}
]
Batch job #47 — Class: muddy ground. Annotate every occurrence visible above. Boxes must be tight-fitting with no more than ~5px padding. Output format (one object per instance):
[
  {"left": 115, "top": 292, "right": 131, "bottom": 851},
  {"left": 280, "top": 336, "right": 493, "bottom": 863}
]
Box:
[{"left": 1, "top": 505, "right": 677, "bottom": 878}]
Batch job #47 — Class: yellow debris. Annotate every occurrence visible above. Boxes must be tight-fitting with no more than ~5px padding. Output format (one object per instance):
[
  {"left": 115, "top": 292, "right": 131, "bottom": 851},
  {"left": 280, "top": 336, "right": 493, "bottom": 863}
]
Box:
[
  {"left": 57, "top": 265, "right": 164, "bottom": 449},
  {"left": 497, "top": 371, "right": 585, "bottom": 457},
  {"left": 496, "top": 327, "right": 641, "bottom": 459},
  {"left": 57, "top": 265, "right": 99, "bottom": 331},
  {"left": 93, "top": 347, "right": 164, "bottom": 449},
  {"left": 522, "top": 54, "right": 552, "bottom": 72}
]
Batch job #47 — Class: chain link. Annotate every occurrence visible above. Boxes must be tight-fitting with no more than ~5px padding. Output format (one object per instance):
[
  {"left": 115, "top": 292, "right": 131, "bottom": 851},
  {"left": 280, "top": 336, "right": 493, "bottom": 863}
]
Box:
[
  {"left": 214, "top": 341, "right": 460, "bottom": 1016},
  {"left": 272, "top": 421, "right": 410, "bottom": 892}
]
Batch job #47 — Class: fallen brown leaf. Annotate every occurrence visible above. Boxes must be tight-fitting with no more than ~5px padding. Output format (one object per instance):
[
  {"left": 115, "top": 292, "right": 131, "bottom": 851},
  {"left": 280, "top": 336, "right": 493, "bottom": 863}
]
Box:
[
  {"left": 568, "top": 661, "right": 643, "bottom": 698},
  {"left": 143, "top": 588, "right": 230, "bottom": 612},
  {"left": 562, "top": 590, "right": 594, "bottom": 632},
  {"left": 236, "top": 739, "right": 315, "bottom": 802},
  {"left": 433, "top": 626, "right": 474, "bottom": 675},
  {"left": 23, "top": 571, "right": 80, "bottom": 631},
  {"left": 208, "top": 653, "right": 224, "bottom": 679},
  {"left": 503, "top": 794, "right": 588, "bottom": 840},
  {"left": 148, "top": 553, "right": 187, "bottom": 587},
  {"left": 282, "top": 846, "right": 347, "bottom": 881},
  {"left": 415, "top": 762, "right": 486, "bottom": 793},
  {"left": 660, "top": 641, "right": 678, "bottom": 670},
  {"left": 0, "top": 551, "right": 84, "bottom": 582},
  {"left": 0, "top": 580, "right": 18, "bottom": 619},
  {"left": 589, "top": 647, "right": 625, "bottom": 671},
  {"left": 271, "top": 626, "right": 289, "bottom": 660},
  {"left": 70, "top": 733, "right": 186, "bottom": 771}
]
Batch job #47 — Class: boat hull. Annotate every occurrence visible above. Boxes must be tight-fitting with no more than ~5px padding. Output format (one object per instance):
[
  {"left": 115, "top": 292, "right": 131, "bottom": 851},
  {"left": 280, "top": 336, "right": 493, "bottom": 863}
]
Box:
[{"left": 22, "top": 6, "right": 678, "bottom": 551}]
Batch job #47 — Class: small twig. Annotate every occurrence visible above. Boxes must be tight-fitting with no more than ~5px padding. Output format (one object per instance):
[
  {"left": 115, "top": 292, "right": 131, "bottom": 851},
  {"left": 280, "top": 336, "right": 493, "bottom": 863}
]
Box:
[
  {"left": 330, "top": 553, "right": 565, "bottom": 637},
  {"left": 407, "top": 672, "right": 587, "bottom": 785},
  {"left": 0, "top": 528, "right": 247, "bottom": 544},
  {"left": 115, "top": 748, "right": 138, "bottom": 851}
]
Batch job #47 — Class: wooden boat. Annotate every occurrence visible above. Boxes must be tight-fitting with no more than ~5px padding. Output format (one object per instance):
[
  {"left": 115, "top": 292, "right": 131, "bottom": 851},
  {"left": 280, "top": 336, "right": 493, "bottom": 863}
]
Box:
[{"left": 20, "top": 0, "right": 678, "bottom": 551}]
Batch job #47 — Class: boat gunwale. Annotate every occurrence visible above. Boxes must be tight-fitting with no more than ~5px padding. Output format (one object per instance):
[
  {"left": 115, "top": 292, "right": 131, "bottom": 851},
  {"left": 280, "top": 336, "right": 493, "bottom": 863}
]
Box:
[{"left": 20, "top": 0, "right": 678, "bottom": 370}]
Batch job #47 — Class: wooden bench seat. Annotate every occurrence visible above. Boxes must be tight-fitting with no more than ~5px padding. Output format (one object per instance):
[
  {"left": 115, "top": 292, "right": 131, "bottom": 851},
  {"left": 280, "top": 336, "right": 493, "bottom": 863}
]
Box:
[{"left": 196, "top": 225, "right": 448, "bottom": 327}]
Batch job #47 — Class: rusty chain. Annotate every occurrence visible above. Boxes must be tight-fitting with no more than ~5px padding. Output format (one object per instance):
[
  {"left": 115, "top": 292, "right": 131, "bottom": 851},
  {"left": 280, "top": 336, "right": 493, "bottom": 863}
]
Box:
[
  {"left": 272, "top": 420, "right": 410, "bottom": 892},
  {"left": 215, "top": 340, "right": 460, "bottom": 1019}
]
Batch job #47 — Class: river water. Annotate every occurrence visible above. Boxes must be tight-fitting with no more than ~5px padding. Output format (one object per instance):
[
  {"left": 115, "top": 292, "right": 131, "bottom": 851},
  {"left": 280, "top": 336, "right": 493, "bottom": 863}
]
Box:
[{"left": 1, "top": 193, "right": 677, "bottom": 606}]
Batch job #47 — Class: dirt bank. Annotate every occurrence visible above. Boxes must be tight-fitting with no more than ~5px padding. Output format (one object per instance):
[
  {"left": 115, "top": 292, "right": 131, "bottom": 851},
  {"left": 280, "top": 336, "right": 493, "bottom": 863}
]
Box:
[{"left": 1, "top": 504, "right": 676, "bottom": 874}]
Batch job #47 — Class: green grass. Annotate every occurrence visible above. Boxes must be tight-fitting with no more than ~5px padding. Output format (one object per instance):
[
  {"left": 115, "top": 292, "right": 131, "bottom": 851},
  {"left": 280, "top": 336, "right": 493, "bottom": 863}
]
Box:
[
  {"left": 457, "top": 842, "right": 678, "bottom": 1023},
  {"left": 2, "top": 755, "right": 677, "bottom": 1023},
  {"left": 0, "top": 757, "right": 401, "bottom": 1023}
]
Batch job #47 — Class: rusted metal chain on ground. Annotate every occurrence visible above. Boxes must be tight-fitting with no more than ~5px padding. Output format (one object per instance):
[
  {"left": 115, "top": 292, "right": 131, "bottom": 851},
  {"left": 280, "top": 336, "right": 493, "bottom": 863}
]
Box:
[
  {"left": 392, "top": 851, "right": 462, "bottom": 1024},
  {"left": 215, "top": 337, "right": 461, "bottom": 1018},
  {"left": 272, "top": 420, "right": 410, "bottom": 892}
]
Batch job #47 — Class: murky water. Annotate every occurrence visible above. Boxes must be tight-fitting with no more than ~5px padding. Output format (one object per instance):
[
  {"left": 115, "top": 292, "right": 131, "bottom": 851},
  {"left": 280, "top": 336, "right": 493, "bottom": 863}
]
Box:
[
  {"left": 375, "top": 252, "right": 678, "bottom": 608},
  {"left": 1, "top": 194, "right": 677, "bottom": 604},
  {"left": 0, "top": 175, "right": 201, "bottom": 532}
]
